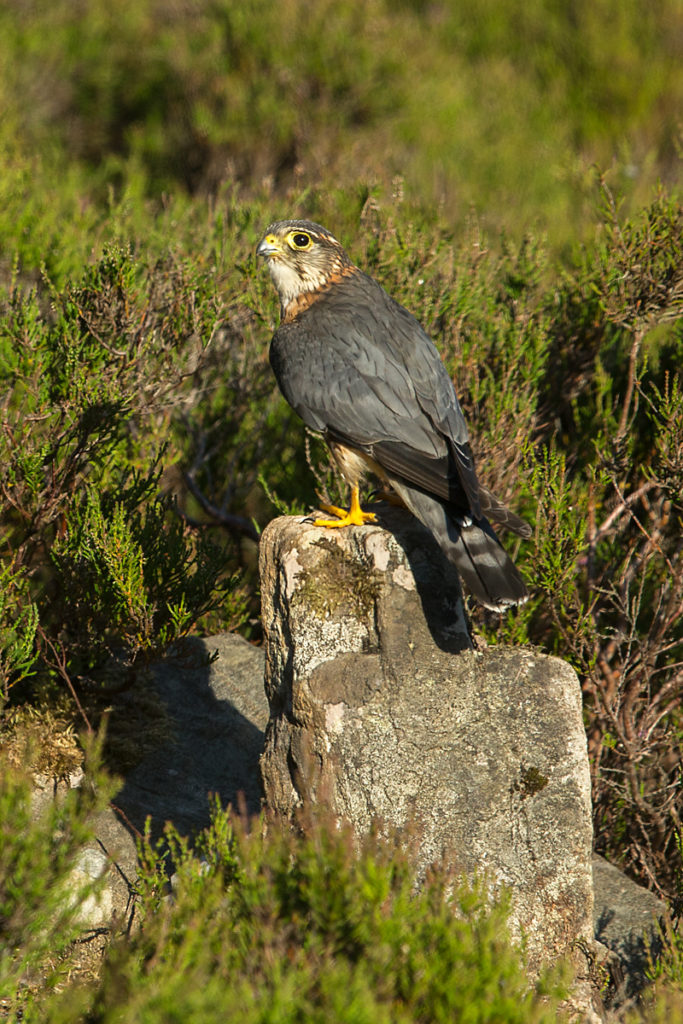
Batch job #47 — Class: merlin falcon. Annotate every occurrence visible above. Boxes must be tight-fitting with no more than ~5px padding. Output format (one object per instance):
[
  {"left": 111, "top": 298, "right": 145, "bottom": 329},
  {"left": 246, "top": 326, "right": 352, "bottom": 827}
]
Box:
[{"left": 257, "top": 219, "right": 531, "bottom": 611}]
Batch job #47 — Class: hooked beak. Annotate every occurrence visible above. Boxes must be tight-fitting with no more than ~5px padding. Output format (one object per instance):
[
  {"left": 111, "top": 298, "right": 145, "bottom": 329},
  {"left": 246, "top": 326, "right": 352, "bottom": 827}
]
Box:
[{"left": 256, "top": 235, "right": 282, "bottom": 258}]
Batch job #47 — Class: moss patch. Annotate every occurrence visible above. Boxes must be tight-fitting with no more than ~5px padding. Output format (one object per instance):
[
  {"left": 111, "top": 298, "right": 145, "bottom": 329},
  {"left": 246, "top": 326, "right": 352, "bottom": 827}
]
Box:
[
  {"left": 294, "top": 539, "right": 383, "bottom": 621},
  {"left": 1, "top": 706, "right": 84, "bottom": 779},
  {"left": 518, "top": 765, "right": 549, "bottom": 798}
]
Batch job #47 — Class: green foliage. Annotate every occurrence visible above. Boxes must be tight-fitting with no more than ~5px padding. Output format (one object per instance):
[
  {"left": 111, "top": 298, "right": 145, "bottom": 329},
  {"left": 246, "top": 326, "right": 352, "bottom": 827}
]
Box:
[
  {"left": 592, "top": 184, "right": 683, "bottom": 332},
  {"left": 0, "top": 2, "right": 680, "bottom": 1002},
  {"left": 40, "top": 803, "right": 565, "bottom": 1023},
  {"left": 506, "top": 192, "right": 683, "bottom": 897},
  {"left": 51, "top": 473, "right": 240, "bottom": 668},
  {"left": 0, "top": 0, "right": 680, "bottom": 247},
  {"left": 0, "top": 561, "right": 39, "bottom": 695},
  {"left": 1, "top": 166, "right": 680, "bottom": 904},
  {"left": 0, "top": 241, "right": 251, "bottom": 704},
  {"left": 523, "top": 444, "right": 591, "bottom": 624},
  {"left": 0, "top": 0, "right": 406, "bottom": 194}
]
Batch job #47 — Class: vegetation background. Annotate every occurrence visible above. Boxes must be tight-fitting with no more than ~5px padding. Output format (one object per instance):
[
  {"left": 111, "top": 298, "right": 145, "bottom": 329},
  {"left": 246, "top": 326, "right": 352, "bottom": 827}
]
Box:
[{"left": 0, "top": 0, "right": 682, "bottom": 1019}]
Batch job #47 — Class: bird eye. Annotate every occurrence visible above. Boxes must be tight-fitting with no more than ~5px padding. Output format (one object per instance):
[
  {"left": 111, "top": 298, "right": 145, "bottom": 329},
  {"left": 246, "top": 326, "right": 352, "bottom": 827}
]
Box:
[{"left": 289, "top": 232, "right": 312, "bottom": 250}]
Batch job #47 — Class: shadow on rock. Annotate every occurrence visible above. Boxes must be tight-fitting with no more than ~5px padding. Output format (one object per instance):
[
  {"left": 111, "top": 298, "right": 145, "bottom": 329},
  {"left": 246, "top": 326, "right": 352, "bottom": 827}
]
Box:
[
  {"left": 112, "top": 634, "right": 267, "bottom": 846},
  {"left": 371, "top": 503, "right": 472, "bottom": 654}
]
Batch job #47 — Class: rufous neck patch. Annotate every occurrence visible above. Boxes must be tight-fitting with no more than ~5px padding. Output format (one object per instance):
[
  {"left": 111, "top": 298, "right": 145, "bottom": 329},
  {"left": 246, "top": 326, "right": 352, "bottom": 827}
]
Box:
[{"left": 282, "top": 264, "right": 358, "bottom": 323}]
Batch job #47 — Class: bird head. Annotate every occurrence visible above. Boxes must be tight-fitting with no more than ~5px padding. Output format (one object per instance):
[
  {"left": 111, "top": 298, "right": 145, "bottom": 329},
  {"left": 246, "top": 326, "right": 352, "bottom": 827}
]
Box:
[{"left": 256, "top": 220, "right": 353, "bottom": 317}]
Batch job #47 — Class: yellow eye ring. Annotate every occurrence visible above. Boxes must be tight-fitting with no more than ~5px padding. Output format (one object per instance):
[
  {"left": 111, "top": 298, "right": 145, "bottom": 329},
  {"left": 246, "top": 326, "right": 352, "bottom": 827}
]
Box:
[{"left": 287, "top": 231, "right": 312, "bottom": 250}]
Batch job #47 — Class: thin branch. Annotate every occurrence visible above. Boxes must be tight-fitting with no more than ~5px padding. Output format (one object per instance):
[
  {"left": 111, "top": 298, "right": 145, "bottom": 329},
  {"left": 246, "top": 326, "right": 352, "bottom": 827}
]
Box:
[
  {"left": 36, "top": 624, "right": 94, "bottom": 735},
  {"left": 181, "top": 472, "right": 259, "bottom": 542},
  {"left": 589, "top": 479, "right": 660, "bottom": 547},
  {"left": 616, "top": 329, "right": 643, "bottom": 441}
]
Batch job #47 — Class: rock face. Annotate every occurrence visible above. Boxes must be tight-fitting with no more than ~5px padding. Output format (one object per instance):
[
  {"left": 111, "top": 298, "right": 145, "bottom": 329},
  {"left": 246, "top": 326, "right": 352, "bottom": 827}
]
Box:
[
  {"left": 62, "top": 633, "right": 268, "bottom": 934},
  {"left": 259, "top": 512, "right": 594, "bottom": 988},
  {"left": 20, "top": 633, "right": 269, "bottom": 989},
  {"left": 115, "top": 633, "right": 268, "bottom": 841},
  {"left": 593, "top": 854, "right": 667, "bottom": 1003}
]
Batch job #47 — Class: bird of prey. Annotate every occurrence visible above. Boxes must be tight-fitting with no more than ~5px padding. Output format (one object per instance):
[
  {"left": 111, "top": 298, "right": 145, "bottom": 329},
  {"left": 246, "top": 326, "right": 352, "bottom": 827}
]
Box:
[{"left": 256, "top": 219, "right": 531, "bottom": 611}]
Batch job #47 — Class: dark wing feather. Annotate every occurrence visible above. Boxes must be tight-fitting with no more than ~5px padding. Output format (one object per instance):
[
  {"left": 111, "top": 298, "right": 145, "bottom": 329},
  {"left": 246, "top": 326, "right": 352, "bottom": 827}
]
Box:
[
  {"left": 478, "top": 484, "right": 533, "bottom": 538},
  {"left": 391, "top": 478, "right": 529, "bottom": 609},
  {"left": 270, "top": 270, "right": 483, "bottom": 518}
]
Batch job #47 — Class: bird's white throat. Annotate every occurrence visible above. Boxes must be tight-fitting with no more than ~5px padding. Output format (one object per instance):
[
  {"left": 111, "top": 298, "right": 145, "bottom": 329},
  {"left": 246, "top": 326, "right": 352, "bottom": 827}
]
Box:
[{"left": 267, "top": 256, "right": 329, "bottom": 309}]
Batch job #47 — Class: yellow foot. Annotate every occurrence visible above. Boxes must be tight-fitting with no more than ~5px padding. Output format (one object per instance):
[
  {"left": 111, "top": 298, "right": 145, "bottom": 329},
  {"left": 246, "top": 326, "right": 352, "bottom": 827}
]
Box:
[
  {"left": 315, "top": 506, "right": 377, "bottom": 528},
  {"left": 314, "top": 486, "right": 377, "bottom": 528}
]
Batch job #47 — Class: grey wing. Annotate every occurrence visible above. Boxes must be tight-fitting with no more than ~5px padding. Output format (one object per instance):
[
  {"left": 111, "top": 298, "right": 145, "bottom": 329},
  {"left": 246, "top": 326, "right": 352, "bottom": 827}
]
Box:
[
  {"left": 270, "top": 283, "right": 483, "bottom": 518},
  {"left": 358, "top": 289, "right": 482, "bottom": 515}
]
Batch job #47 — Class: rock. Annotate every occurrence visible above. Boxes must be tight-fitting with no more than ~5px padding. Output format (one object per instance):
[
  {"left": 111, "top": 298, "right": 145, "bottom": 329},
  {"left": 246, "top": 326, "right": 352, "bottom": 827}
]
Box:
[
  {"left": 25, "top": 633, "right": 267, "bottom": 944},
  {"left": 66, "top": 842, "right": 117, "bottom": 930},
  {"left": 26, "top": 768, "right": 137, "bottom": 935},
  {"left": 259, "top": 513, "right": 597, "bottom": 1016},
  {"left": 29, "top": 767, "right": 85, "bottom": 821},
  {"left": 21, "top": 545, "right": 670, "bottom": 1018},
  {"left": 592, "top": 854, "right": 667, "bottom": 1005},
  {"left": 114, "top": 633, "right": 268, "bottom": 841},
  {"left": 80, "top": 807, "right": 141, "bottom": 931}
]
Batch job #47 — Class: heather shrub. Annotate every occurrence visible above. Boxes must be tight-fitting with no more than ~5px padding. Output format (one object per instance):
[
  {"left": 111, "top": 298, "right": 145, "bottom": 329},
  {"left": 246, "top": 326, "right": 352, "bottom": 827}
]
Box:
[
  {"left": 0, "top": 0, "right": 680, "bottom": 244},
  {"left": 36, "top": 803, "right": 566, "bottom": 1024}
]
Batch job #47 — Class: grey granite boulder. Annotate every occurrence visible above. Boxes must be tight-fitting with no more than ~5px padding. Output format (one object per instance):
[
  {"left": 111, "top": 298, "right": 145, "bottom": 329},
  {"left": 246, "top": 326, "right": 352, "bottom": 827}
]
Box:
[
  {"left": 77, "top": 633, "right": 268, "bottom": 931},
  {"left": 258, "top": 513, "right": 596, "bottom": 1016},
  {"left": 592, "top": 854, "right": 668, "bottom": 1007}
]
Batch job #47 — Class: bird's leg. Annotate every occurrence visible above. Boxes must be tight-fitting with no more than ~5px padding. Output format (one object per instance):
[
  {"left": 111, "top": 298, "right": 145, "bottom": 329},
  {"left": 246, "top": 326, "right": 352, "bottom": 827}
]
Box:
[
  {"left": 371, "top": 486, "right": 405, "bottom": 508},
  {"left": 315, "top": 484, "right": 377, "bottom": 528}
]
